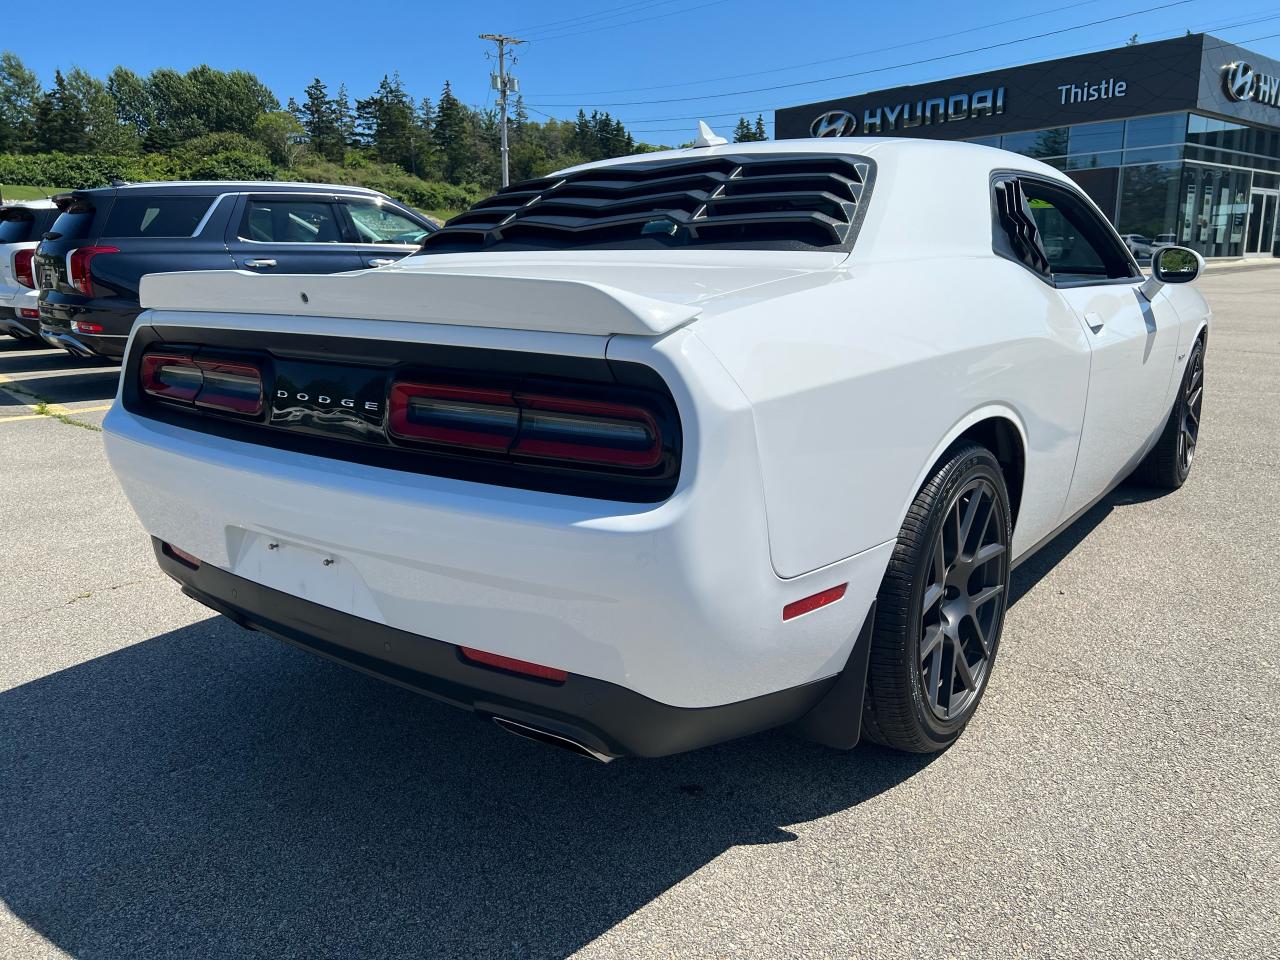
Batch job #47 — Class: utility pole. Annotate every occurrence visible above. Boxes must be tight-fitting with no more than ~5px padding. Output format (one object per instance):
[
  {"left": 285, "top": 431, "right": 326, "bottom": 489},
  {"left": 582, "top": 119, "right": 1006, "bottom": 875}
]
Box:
[{"left": 480, "top": 33, "right": 526, "bottom": 187}]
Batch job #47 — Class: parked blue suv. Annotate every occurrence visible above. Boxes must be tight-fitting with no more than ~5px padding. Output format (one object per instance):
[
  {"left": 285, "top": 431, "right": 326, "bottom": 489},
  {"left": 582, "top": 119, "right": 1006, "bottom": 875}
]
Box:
[{"left": 34, "top": 181, "right": 435, "bottom": 359}]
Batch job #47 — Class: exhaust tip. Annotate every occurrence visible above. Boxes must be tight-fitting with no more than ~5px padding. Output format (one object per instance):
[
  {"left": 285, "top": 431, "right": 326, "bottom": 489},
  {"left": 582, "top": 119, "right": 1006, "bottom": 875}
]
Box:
[{"left": 492, "top": 716, "right": 615, "bottom": 763}]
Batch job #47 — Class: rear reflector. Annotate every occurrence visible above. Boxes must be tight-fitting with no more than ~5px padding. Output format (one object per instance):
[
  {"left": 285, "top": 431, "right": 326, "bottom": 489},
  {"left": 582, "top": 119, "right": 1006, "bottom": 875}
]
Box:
[
  {"left": 782, "top": 583, "right": 847, "bottom": 621},
  {"left": 140, "top": 352, "right": 263, "bottom": 415},
  {"left": 161, "top": 542, "right": 201, "bottom": 569},
  {"left": 459, "top": 646, "right": 568, "bottom": 682},
  {"left": 18, "top": 307, "right": 38, "bottom": 319},
  {"left": 71, "top": 320, "right": 104, "bottom": 335},
  {"left": 13, "top": 249, "right": 35, "bottom": 288},
  {"left": 389, "top": 379, "right": 662, "bottom": 469}
]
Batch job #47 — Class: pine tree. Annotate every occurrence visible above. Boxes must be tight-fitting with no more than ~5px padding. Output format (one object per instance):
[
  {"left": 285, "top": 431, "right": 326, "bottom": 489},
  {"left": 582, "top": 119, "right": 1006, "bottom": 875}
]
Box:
[
  {"left": 752, "top": 114, "right": 767, "bottom": 141},
  {"left": 433, "top": 80, "right": 474, "bottom": 183},
  {"left": 301, "top": 77, "right": 344, "bottom": 162},
  {"left": 0, "top": 52, "right": 43, "bottom": 153},
  {"left": 733, "top": 116, "right": 753, "bottom": 142},
  {"left": 334, "top": 83, "right": 355, "bottom": 149}
]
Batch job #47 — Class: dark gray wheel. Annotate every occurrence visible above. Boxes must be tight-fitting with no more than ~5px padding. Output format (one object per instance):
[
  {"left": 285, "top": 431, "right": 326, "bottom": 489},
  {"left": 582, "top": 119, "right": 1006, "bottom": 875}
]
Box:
[
  {"left": 863, "top": 442, "right": 1011, "bottom": 753},
  {"left": 1131, "top": 337, "right": 1205, "bottom": 490}
]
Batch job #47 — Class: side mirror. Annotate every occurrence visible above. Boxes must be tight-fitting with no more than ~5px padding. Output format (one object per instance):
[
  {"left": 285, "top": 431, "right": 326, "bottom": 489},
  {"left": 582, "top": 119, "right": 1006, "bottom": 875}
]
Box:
[{"left": 1140, "top": 245, "right": 1204, "bottom": 300}]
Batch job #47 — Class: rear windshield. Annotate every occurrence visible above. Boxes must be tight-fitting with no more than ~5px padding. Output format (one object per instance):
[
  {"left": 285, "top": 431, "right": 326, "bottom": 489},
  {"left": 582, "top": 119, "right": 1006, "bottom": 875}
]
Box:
[
  {"left": 0, "top": 208, "right": 54, "bottom": 243},
  {"left": 417, "top": 152, "right": 874, "bottom": 255},
  {"left": 102, "top": 195, "right": 214, "bottom": 238},
  {"left": 46, "top": 207, "right": 98, "bottom": 242}
]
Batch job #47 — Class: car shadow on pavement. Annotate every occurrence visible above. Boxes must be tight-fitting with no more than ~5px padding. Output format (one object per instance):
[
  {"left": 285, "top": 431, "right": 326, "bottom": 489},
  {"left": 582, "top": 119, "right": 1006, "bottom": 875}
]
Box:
[
  {"left": 1, "top": 614, "right": 936, "bottom": 960},
  {"left": 0, "top": 370, "right": 122, "bottom": 406}
]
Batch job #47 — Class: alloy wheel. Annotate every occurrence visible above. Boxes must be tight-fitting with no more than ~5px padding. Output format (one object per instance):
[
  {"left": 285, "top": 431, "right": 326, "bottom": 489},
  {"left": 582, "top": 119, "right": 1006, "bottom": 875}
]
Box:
[
  {"left": 1178, "top": 347, "right": 1204, "bottom": 475},
  {"left": 919, "top": 477, "right": 1009, "bottom": 721}
]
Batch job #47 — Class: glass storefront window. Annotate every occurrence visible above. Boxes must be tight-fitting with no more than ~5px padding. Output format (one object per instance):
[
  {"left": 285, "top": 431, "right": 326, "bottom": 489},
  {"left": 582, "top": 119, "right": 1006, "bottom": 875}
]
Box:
[
  {"left": 1124, "top": 113, "right": 1188, "bottom": 149},
  {"left": 1001, "top": 128, "right": 1068, "bottom": 159},
  {"left": 1068, "top": 121, "right": 1123, "bottom": 155},
  {"left": 967, "top": 135, "right": 1001, "bottom": 148},
  {"left": 1116, "top": 162, "right": 1182, "bottom": 244},
  {"left": 1124, "top": 144, "right": 1184, "bottom": 165},
  {"left": 1177, "top": 164, "right": 1251, "bottom": 258}
]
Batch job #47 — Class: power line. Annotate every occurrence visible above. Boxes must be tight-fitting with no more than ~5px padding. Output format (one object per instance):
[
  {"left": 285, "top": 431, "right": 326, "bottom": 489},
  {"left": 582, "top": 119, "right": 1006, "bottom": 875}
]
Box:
[
  {"left": 611, "top": 25, "right": 1280, "bottom": 137},
  {"left": 530, "top": 0, "right": 1109, "bottom": 98},
  {"left": 527, "top": 0, "right": 1194, "bottom": 109},
  {"left": 526, "top": 0, "right": 733, "bottom": 44},
  {"left": 514, "top": 0, "right": 697, "bottom": 39}
]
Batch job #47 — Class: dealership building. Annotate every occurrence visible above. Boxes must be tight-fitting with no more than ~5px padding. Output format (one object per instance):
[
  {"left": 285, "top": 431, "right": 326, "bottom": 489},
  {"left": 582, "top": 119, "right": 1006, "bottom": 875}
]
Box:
[{"left": 775, "top": 34, "right": 1280, "bottom": 257}]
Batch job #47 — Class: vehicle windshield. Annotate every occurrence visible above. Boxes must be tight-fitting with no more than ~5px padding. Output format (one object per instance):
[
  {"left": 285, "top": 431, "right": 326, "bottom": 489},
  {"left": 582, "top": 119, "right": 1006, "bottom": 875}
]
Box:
[
  {"left": 0, "top": 210, "right": 37, "bottom": 244},
  {"left": 416, "top": 152, "right": 872, "bottom": 255}
]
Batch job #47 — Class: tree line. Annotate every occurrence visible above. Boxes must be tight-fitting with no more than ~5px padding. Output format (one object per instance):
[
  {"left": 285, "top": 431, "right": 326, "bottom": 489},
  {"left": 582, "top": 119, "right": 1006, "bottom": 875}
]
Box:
[{"left": 0, "top": 51, "right": 769, "bottom": 207}]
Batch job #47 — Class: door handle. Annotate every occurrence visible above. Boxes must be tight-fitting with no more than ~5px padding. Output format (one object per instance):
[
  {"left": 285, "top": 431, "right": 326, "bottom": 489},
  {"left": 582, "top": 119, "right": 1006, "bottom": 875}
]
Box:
[
  {"left": 366, "top": 257, "right": 397, "bottom": 267},
  {"left": 243, "top": 258, "right": 277, "bottom": 269},
  {"left": 1085, "top": 311, "right": 1105, "bottom": 333}
]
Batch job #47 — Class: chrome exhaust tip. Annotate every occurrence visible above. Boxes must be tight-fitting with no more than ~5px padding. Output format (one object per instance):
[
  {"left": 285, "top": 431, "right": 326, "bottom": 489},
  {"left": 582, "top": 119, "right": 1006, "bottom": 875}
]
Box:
[{"left": 492, "top": 716, "right": 616, "bottom": 763}]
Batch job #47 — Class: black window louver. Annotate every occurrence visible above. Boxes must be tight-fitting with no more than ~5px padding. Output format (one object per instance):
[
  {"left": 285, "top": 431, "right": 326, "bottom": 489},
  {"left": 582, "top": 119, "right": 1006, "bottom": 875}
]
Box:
[{"left": 421, "top": 153, "right": 874, "bottom": 253}]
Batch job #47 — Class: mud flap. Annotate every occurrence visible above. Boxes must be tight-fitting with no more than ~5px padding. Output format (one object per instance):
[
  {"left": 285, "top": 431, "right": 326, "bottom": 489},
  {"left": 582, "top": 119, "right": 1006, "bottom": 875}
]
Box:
[{"left": 790, "top": 601, "right": 875, "bottom": 750}]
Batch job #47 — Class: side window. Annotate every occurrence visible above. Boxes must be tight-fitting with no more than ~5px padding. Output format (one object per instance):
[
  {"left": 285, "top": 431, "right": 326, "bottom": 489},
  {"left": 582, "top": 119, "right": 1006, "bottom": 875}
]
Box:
[
  {"left": 101, "top": 196, "right": 214, "bottom": 238},
  {"left": 993, "top": 176, "right": 1136, "bottom": 284},
  {"left": 345, "top": 200, "right": 431, "bottom": 244},
  {"left": 241, "top": 199, "right": 344, "bottom": 243}
]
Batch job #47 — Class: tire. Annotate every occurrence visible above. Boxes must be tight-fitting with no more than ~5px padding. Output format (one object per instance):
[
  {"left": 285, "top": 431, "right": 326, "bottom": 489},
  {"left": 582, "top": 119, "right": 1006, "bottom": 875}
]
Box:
[
  {"left": 862, "top": 442, "right": 1012, "bottom": 753},
  {"left": 1130, "top": 337, "right": 1205, "bottom": 490}
]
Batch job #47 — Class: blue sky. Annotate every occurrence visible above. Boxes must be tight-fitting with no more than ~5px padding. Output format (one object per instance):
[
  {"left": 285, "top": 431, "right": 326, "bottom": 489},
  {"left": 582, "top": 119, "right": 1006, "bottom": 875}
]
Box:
[{"left": 9, "top": 0, "right": 1280, "bottom": 144}]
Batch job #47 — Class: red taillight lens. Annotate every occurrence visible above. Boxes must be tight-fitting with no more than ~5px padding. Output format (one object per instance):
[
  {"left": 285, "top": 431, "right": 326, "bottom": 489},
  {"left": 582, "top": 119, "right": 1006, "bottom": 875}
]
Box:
[
  {"left": 389, "top": 382, "right": 519, "bottom": 450},
  {"left": 459, "top": 646, "right": 568, "bottom": 682},
  {"left": 140, "top": 352, "right": 263, "bottom": 415},
  {"left": 513, "top": 393, "right": 661, "bottom": 468},
  {"left": 388, "top": 380, "right": 663, "bottom": 469},
  {"left": 67, "top": 245, "right": 119, "bottom": 297},
  {"left": 18, "top": 307, "right": 39, "bottom": 319},
  {"left": 13, "top": 249, "right": 35, "bottom": 288},
  {"left": 72, "top": 320, "right": 104, "bottom": 335}
]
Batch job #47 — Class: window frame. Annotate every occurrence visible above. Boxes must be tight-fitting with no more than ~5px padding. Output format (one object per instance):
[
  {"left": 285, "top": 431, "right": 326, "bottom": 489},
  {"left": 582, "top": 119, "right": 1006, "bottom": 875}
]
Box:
[
  {"left": 990, "top": 170, "right": 1141, "bottom": 289},
  {"left": 99, "top": 194, "right": 217, "bottom": 240}
]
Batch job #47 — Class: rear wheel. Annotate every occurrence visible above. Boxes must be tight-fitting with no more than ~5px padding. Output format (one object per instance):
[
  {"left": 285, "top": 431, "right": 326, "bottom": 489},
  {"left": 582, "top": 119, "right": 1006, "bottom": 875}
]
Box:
[
  {"left": 1130, "top": 337, "right": 1204, "bottom": 490},
  {"left": 863, "top": 442, "right": 1011, "bottom": 753}
]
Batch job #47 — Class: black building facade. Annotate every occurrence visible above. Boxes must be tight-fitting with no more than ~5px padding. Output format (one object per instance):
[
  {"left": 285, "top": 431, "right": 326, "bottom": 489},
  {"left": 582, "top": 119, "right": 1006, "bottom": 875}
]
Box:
[{"left": 775, "top": 34, "right": 1280, "bottom": 257}]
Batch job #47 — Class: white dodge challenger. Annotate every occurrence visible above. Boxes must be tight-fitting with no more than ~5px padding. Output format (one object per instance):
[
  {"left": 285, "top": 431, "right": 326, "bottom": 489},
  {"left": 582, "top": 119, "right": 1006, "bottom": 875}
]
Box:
[{"left": 103, "top": 138, "right": 1210, "bottom": 761}]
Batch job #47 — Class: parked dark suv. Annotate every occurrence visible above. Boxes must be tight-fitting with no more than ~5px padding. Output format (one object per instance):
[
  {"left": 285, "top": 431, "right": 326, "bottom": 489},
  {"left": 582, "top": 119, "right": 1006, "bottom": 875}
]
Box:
[{"left": 35, "top": 181, "right": 435, "bottom": 359}]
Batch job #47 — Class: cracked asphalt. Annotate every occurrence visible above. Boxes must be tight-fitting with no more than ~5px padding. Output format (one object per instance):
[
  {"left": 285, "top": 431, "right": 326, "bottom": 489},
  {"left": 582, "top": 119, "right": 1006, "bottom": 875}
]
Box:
[{"left": 1, "top": 264, "right": 1277, "bottom": 959}]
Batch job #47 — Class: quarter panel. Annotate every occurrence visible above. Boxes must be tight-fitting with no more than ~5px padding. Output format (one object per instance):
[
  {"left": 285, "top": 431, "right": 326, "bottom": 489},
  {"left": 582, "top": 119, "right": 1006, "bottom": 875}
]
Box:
[{"left": 694, "top": 256, "right": 1091, "bottom": 577}]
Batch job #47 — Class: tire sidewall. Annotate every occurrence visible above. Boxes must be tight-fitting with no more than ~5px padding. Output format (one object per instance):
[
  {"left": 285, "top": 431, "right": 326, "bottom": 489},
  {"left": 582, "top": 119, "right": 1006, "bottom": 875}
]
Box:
[{"left": 903, "top": 448, "right": 1012, "bottom": 746}]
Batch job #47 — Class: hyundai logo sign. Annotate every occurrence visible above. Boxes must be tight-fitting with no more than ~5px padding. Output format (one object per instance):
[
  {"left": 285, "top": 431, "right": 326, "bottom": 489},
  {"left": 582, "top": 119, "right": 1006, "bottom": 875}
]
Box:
[
  {"left": 808, "top": 87, "right": 1005, "bottom": 138},
  {"left": 1223, "top": 61, "right": 1280, "bottom": 107},
  {"left": 810, "top": 110, "right": 857, "bottom": 137}
]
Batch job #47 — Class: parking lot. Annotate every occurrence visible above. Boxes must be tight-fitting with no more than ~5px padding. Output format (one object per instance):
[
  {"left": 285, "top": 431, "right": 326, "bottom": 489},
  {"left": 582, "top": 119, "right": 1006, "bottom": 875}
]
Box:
[{"left": 1, "top": 265, "right": 1277, "bottom": 959}]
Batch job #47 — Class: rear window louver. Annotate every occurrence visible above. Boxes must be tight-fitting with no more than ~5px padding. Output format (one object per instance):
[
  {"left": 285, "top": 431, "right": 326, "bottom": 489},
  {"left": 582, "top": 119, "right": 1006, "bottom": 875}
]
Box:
[{"left": 422, "top": 153, "right": 873, "bottom": 251}]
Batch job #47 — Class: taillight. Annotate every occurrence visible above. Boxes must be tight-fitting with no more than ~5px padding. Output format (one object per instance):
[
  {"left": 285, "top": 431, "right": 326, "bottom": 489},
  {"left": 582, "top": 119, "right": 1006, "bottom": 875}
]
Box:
[
  {"left": 13, "top": 249, "right": 35, "bottom": 288},
  {"left": 18, "top": 308, "right": 39, "bottom": 319},
  {"left": 140, "top": 352, "right": 264, "bottom": 415},
  {"left": 66, "top": 245, "right": 118, "bottom": 297},
  {"left": 72, "top": 320, "right": 104, "bottom": 335},
  {"left": 389, "top": 380, "right": 662, "bottom": 469}
]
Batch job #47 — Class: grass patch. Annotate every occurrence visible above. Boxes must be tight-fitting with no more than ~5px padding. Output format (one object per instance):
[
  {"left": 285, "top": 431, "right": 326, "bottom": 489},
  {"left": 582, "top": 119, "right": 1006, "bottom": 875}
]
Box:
[{"left": 1, "top": 183, "right": 66, "bottom": 201}]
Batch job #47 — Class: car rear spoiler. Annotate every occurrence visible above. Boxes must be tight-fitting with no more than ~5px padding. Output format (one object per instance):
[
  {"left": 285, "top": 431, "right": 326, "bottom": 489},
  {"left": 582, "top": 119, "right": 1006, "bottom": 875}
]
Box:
[{"left": 139, "top": 268, "right": 702, "bottom": 337}]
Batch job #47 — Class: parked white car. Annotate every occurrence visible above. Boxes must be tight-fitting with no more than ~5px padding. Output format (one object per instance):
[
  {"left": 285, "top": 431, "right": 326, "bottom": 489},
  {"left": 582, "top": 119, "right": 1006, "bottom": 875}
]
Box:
[
  {"left": 102, "top": 138, "right": 1210, "bottom": 760},
  {"left": 0, "top": 198, "right": 57, "bottom": 340},
  {"left": 1120, "top": 233, "right": 1154, "bottom": 258}
]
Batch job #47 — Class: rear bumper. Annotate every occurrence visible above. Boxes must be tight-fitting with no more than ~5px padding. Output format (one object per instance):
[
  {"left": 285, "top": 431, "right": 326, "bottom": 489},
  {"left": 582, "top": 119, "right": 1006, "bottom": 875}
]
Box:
[
  {"left": 39, "top": 295, "right": 136, "bottom": 358},
  {"left": 156, "top": 537, "right": 836, "bottom": 758},
  {"left": 38, "top": 323, "right": 126, "bottom": 358}
]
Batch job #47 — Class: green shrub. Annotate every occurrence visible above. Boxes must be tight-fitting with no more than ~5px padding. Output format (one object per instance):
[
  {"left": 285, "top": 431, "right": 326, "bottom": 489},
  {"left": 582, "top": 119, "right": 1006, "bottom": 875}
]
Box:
[
  {"left": 0, "top": 152, "right": 177, "bottom": 189},
  {"left": 183, "top": 150, "right": 276, "bottom": 181}
]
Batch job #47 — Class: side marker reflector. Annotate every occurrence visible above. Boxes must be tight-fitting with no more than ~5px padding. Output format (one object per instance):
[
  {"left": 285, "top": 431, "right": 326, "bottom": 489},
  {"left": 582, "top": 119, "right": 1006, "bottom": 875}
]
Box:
[{"left": 782, "top": 583, "right": 847, "bottom": 621}]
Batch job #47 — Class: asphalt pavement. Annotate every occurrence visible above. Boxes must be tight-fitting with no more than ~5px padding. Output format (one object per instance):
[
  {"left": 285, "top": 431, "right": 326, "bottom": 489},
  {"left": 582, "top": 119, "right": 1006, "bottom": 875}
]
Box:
[{"left": 1, "top": 265, "right": 1277, "bottom": 959}]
